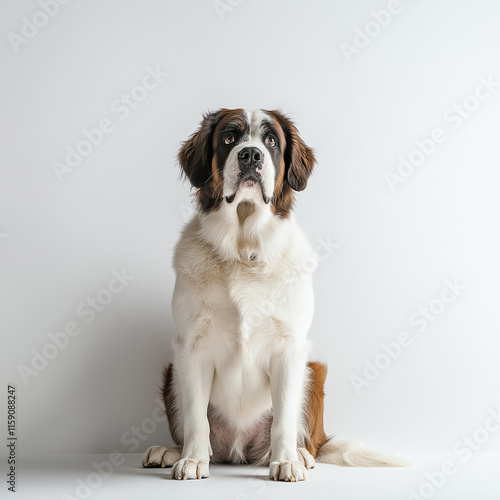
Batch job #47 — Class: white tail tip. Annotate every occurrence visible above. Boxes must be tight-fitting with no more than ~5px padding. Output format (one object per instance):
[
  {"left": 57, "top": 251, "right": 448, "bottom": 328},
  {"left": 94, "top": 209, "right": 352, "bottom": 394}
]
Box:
[{"left": 316, "top": 438, "right": 411, "bottom": 467}]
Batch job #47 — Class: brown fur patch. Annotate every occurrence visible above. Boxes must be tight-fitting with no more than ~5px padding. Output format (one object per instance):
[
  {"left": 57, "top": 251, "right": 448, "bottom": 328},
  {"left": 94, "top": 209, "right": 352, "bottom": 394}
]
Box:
[
  {"left": 271, "top": 181, "right": 296, "bottom": 218},
  {"left": 211, "top": 156, "right": 221, "bottom": 186},
  {"left": 304, "top": 361, "right": 329, "bottom": 457}
]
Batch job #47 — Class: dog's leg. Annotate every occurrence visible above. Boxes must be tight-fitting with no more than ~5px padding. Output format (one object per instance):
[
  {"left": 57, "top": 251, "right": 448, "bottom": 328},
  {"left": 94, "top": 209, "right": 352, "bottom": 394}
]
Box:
[
  {"left": 171, "top": 344, "right": 213, "bottom": 480},
  {"left": 269, "top": 348, "right": 308, "bottom": 482}
]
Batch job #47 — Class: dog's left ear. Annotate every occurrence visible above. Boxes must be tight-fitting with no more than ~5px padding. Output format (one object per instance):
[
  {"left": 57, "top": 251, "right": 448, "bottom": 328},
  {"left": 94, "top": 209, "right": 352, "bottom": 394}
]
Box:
[
  {"left": 178, "top": 110, "right": 221, "bottom": 188},
  {"left": 269, "top": 111, "right": 316, "bottom": 191}
]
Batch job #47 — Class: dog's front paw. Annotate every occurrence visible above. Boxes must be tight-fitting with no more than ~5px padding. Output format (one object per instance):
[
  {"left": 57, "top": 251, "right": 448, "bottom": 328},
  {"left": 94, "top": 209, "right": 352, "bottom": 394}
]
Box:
[
  {"left": 269, "top": 459, "right": 306, "bottom": 482},
  {"left": 142, "top": 446, "right": 181, "bottom": 468},
  {"left": 171, "top": 458, "right": 209, "bottom": 480}
]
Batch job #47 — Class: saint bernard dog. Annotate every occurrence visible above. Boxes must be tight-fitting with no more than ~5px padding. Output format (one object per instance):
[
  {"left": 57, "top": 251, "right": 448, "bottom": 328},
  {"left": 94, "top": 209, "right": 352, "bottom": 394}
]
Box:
[{"left": 142, "top": 109, "right": 409, "bottom": 481}]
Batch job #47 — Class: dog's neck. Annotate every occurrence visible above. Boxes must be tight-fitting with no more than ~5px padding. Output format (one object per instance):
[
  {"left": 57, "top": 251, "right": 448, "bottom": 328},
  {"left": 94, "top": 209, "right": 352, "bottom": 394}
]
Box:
[
  {"left": 198, "top": 201, "right": 292, "bottom": 264},
  {"left": 236, "top": 201, "right": 256, "bottom": 226}
]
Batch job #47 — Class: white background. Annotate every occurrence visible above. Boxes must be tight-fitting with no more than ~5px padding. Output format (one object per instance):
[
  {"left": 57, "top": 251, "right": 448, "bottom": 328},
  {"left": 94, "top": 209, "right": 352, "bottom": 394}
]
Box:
[{"left": 1, "top": 0, "right": 500, "bottom": 460}]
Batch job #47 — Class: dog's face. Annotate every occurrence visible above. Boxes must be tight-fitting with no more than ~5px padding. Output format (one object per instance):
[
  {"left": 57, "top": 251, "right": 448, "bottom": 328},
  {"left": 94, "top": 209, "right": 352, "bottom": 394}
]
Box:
[{"left": 178, "top": 109, "right": 315, "bottom": 217}]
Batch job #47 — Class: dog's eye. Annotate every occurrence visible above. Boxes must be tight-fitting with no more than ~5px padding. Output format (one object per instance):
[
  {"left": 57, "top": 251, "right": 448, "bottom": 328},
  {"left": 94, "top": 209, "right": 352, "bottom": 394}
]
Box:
[
  {"left": 265, "top": 135, "right": 276, "bottom": 147},
  {"left": 224, "top": 134, "right": 234, "bottom": 145}
]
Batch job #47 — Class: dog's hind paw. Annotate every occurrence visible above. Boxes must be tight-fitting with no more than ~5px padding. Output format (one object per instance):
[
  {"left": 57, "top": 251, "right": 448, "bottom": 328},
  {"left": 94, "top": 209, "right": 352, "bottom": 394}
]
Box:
[
  {"left": 297, "top": 447, "right": 315, "bottom": 469},
  {"left": 142, "top": 446, "right": 181, "bottom": 468}
]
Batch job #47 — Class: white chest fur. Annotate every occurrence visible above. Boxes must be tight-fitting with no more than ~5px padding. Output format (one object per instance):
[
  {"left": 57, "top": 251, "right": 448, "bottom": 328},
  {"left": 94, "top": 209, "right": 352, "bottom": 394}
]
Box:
[{"left": 172, "top": 207, "right": 316, "bottom": 429}]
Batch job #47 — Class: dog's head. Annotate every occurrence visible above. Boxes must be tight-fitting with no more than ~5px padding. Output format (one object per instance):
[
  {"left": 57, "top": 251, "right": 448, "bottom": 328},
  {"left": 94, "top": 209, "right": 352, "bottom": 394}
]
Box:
[{"left": 178, "top": 109, "right": 315, "bottom": 217}]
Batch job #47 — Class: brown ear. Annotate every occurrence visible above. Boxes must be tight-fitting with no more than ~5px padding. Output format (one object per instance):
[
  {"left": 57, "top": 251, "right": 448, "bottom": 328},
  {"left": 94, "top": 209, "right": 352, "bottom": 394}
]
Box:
[
  {"left": 270, "top": 111, "right": 316, "bottom": 191},
  {"left": 178, "top": 110, "right": 221, "bottom": 188}
]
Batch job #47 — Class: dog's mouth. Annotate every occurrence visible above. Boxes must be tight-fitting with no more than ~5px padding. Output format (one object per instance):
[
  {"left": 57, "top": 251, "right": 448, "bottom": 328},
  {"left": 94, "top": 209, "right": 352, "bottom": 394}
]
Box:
[{"left": 225, "top": 176, "right": 270, "bottom": 204}]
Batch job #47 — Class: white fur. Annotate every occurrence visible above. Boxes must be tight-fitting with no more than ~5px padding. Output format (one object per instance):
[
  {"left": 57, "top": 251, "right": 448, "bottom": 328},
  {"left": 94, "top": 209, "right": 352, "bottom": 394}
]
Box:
[{"left": 316, "top": 439, "right": 411, "bottom": 467}]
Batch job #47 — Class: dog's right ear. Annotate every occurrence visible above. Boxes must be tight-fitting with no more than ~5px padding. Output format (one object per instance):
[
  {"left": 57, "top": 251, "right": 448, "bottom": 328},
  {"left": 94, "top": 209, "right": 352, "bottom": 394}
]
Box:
[{"left": 178, "top": 110, "right": 221, "bottom": 188}]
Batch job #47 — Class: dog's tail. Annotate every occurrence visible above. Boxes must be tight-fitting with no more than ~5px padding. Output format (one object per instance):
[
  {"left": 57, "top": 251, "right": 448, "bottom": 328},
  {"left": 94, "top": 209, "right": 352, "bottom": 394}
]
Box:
[{"left": 316, "top": 438, "right": 410, "bottom": 467}]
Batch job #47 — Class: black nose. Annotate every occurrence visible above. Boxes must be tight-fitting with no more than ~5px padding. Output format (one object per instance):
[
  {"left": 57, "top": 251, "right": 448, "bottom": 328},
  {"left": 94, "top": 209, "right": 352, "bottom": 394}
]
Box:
[{"left": 238, "top": 147, "right": 263, "bottom": 169}]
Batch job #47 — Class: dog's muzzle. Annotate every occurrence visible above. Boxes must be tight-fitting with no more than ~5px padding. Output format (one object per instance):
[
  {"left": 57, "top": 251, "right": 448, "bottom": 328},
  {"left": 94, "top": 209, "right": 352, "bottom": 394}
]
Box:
[{"left": 225, "top": 147, "right": 269, "bottom": 205}]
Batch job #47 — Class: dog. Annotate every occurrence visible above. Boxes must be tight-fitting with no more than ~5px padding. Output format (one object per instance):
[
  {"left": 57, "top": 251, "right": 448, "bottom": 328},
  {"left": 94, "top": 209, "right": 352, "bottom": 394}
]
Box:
[{"left": 142, "top": 109, "right": 409, "bottom": 481}]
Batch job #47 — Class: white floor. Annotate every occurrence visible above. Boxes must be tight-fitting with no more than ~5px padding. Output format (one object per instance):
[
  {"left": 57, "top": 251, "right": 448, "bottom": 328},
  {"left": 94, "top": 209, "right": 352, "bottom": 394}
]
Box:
[{"left": 9, "top": 452, "right": 500, "bottom": 500}]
